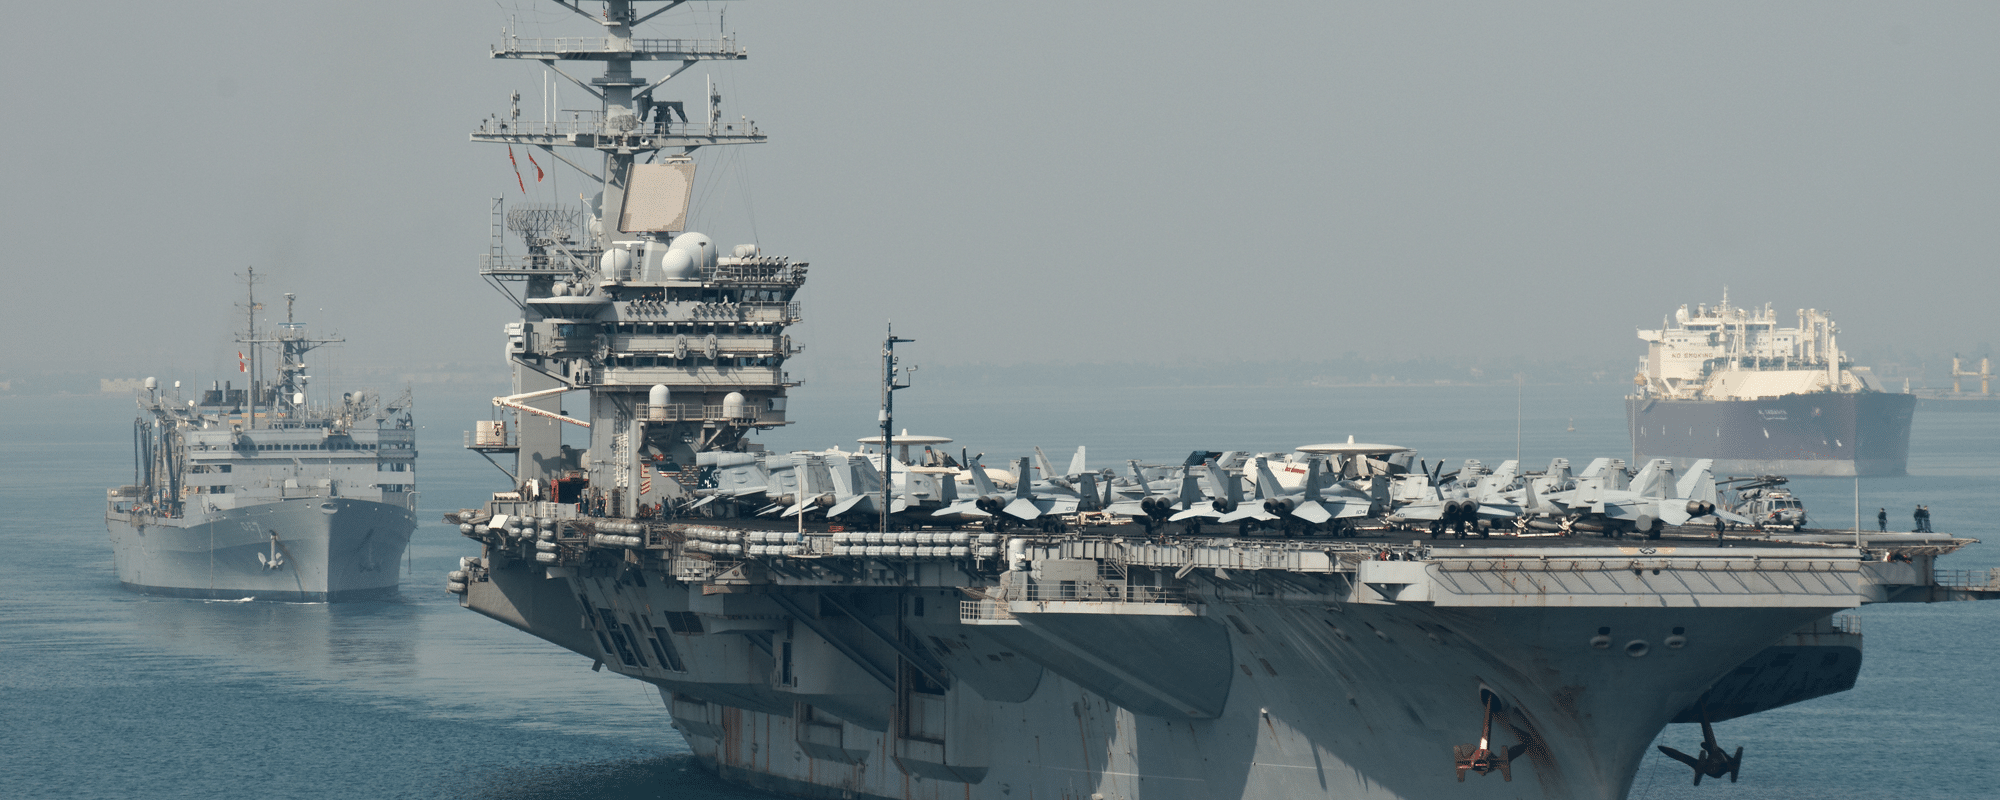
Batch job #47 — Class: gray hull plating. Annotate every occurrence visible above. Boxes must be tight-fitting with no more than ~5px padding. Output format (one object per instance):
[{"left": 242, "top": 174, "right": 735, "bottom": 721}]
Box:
[
  {"left": 668, "top": 604, "right": 1832, "bottom": 800},
  {"left": 462, "top": 541, "right": 1889, "bottom": 800},
  {"left": 106, "top": 497, "right": 415, "bottom": 602}
]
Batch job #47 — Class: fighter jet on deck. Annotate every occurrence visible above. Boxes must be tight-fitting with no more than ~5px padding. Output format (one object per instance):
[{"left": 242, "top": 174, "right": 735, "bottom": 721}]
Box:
[
  {"left": 1105, "top": 460, "right": 1206, "bottom": 532},
  {"left": 1541, "top": 458, "right": 1749, "bottom": 538}
]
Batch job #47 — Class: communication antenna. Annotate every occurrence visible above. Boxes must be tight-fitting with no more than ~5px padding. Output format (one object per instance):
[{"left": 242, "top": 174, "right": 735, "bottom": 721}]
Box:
[
  {"left": 880, "top": 323, "right": 917, "bottom": 535},
  {"left": 236, "top": 267, "right": 265, "bottom": 428},
  {"left": 1515, "top": 373, "right": 1523, "bottom": 463}
]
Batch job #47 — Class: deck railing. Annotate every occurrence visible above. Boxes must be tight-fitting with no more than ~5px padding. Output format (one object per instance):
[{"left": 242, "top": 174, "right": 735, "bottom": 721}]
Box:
[{"left": 1934, "top": 568, "right": 2000, "bottom": 590}]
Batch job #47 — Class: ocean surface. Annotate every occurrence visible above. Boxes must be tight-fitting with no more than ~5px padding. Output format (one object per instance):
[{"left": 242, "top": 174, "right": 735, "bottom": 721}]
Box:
[{"left": 3, "top": 381, "right": 1994, "bottom": 800}]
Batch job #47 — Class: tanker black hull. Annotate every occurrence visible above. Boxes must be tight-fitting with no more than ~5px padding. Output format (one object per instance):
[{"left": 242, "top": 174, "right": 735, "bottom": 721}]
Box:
[{"left": 1626, "top": 392, "right": 1916, "bottom": 477}]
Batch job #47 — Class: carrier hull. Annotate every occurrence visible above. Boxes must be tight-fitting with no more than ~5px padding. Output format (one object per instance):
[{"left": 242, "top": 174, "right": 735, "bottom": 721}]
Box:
[
  {"left": 1627, "top": 391, "right": 1916, "bottom": 477},
  {"left": 669, "top": 603, "right": 1837, "bottom": 800},
  {"left": 455, "top": 532, "right": 1908, "bottom": 800},
  {"left": 106, "top": 497, "right": 415, "bottom": 602}
]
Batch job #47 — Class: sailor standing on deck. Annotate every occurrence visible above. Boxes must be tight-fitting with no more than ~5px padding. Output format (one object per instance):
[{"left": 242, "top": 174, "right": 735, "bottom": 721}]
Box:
[
  {"left": 1913, "top": 505, "right": 1923, "bottom": 532},
  {"left": 1878, "top": 508, "right": 1888, "bottom": 532}
]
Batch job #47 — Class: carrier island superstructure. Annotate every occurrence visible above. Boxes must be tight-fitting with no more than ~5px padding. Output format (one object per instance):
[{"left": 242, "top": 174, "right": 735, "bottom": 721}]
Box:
[
  {"left": 107, "top": 278, "right": 418, "bottom": 601},
  {"left": 1627, "top": 294, "right": 1917, "bottom": 476},
  {"left": 445, "top": 4, "right": 1996, "bottom": 799}
]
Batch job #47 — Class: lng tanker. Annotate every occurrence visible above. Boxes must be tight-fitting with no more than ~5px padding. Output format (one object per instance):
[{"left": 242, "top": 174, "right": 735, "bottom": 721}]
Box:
[
  {"left": 439, "top": 4, "right": 2000, "bottom": 799},
  {"left": 1627, "top": 293, "right": 1916, "bottom": 477},
  {"left": 106, "top": 276, "right": 418, "bottom": 601}
]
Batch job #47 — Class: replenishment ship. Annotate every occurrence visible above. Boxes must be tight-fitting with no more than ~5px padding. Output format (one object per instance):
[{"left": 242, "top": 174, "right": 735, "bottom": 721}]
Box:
[
  {"left": 1627, "top": 293, "right": 1916, "bottom": 476},
  {"left": 442, "top": 4, "right": 1997, "bottom": 798},
  {"left": 106, "top": 275, "right": 418, "bottom": 601}
]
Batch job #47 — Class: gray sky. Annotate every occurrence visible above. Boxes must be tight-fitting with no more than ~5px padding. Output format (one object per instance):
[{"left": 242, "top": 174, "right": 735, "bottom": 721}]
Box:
[{"left": 5, "top": 1, "right": 1997, "bottom": 389}]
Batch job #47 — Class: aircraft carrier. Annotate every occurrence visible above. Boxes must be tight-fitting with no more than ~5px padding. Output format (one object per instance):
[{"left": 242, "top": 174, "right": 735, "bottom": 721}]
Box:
[
  {"left": 443, "top": 4, "right": 1998, "bottom": 798},
  {"left": 1627, "top": 294, "right": 1917, "bottom": 477},
  {"left": 106, "top": 274, "right": 418, "bottom": 602}
]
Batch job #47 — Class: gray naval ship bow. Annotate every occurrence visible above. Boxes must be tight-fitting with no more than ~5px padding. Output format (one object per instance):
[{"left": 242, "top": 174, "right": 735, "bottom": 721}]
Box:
[
  {"left": 107, "top": 272, "right": 418, "bottom": 601},
  {"left": 443, "top": 3, "right": 2000, "bottom": 798}
]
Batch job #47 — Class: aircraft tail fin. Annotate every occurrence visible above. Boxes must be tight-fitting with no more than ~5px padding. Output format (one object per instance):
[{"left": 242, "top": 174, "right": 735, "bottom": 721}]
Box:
[
  {"left": 1178, "top": 466, "right": 1204, "bottom": 507},
  {"left": 1067, "top": 446, "right": 1087, "bottom": 477},
  {"left": 1303, "top": 458, "right": 1324, "bottom": 500},
  {"left": 1633, "top": 458, "right": 1675, "bottom": 498},
  {"left": 967, "top": 455, "right": 999, "bottom": 496},
  {"left": 1203, "top": 460, "right": 1240, "bottom": 504},
  {"left": 1253, "top": 458, "right": 1283, "bottom": 500},
  {"left": 1676, "top": 459, "right": 1715, "bottom": 500},
  {"left": 824, "top": 454, "right": 856, "bottom": 497},
  {"left": 852, "top": 454, "right": 885, "bottom": 496},
  {"left": 1076, "top": 472, "right": 1101, "bottom": 510},
  {"left": 1034, "top": 447, "right": 1058, "bottom": 484},
  {"left": 1015, "top": 457, "right": 1035, "bottom": 500},
  {"left": 938, "top": 468, "right": 958, "bottom": 504}
]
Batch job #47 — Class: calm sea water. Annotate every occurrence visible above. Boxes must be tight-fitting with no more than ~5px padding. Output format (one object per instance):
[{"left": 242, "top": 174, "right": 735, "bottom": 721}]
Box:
[{"left": 2, "top": 382, "right": 1993, "bottom": 799}]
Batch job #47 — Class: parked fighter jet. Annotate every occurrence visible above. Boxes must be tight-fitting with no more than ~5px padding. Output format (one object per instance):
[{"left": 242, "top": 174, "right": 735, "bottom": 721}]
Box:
[
  {"left": 1106, "top": 460, "right": 1206, "bottom": 532},
  {"left": 687, "top": 451, "right": 771, "bottom": 511},
  {"left": 1252, "top": 456, "right": 1375, "bottom": 535},
  {"left": 937, "top": 456, "right": 1079, "bottom": 529},
  {"left": 1541, "top": 458, "right": 1748, "bottom": 538},
  {"left": 1391, "top": 459, "right": 1526, "bottom": 536},
  {"left": 764, "top": 453, "right": 832, "bottom": 518},
  {"left": 1168, "top": 458, "right": 1244, "bottom": 526},
  {"left": 1656, "top": 707, "right": 1743, "bottom": 785},
  {"left": 821, "top": 452, "right": 902, "bottom": 520},
  {"left": 1032, "top": 446, "right": 1089, "bottom": 489}
]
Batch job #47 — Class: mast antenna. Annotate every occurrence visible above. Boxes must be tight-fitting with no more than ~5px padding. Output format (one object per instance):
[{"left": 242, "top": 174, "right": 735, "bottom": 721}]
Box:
[
  {"left": 238, "top": 267, "right": 264, "bottom": 427},
  {"left": 880, "top": 323, "right": 917, "bottom": 535}
]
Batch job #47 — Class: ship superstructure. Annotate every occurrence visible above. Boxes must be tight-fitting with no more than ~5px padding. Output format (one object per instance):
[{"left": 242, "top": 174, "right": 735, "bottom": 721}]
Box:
[
  {"left": 464, "top": 2, "right": 796, "bottom": 515},
  {"left": 106, "top": 274, "right": 418, "bottom": 601},
  {"left": 443, "top": 6, "right": 1997, "bottom": 800},
  {"left": 1628, "top": 292, "right": 1916, "bottom": 476}
]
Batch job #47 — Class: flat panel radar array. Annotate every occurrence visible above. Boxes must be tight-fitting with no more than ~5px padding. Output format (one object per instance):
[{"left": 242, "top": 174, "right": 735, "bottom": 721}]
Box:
[{"left": 619, "top": 162, "right": 696, "bottom": 233}]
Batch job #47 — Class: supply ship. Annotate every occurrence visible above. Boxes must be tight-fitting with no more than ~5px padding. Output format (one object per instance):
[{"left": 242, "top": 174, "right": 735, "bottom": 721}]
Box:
[
  {"left": 1627, "top": 294, "right": 1916, "bottom": 476},
  {"left": 106, "top": 276, "right": 418, "bottom": 601},
  {"left": 443, "top": 4, "right": 1996, "bottom": 799}
]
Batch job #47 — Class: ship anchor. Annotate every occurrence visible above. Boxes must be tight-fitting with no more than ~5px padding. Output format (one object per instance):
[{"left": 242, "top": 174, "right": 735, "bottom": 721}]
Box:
[
  {"left": 1656, "top": 703, "right": 1743, "bottom": 785},
  {"left": 1453, "top": 692, "right": 1527, "bottom": 782},
  {"left": 257, "top": 530, "right": 286, "bottom": 570}
]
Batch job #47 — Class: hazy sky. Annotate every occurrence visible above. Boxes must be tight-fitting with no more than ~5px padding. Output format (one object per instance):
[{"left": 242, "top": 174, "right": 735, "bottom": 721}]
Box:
[{"left": 5, "top": 1, "right": 1997, "bottom": 388}]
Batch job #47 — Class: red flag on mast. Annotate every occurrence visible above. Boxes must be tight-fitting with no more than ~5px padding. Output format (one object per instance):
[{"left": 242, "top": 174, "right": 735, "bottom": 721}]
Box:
[
  {"left": 526, "top": 151, "right": 544, "bottom": 182},
  {"left": 238, "top": 351, "right": 247, "bottom": 373},
  {"left": 507, "top": 146, "right": 526, "bottom": 193}
]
